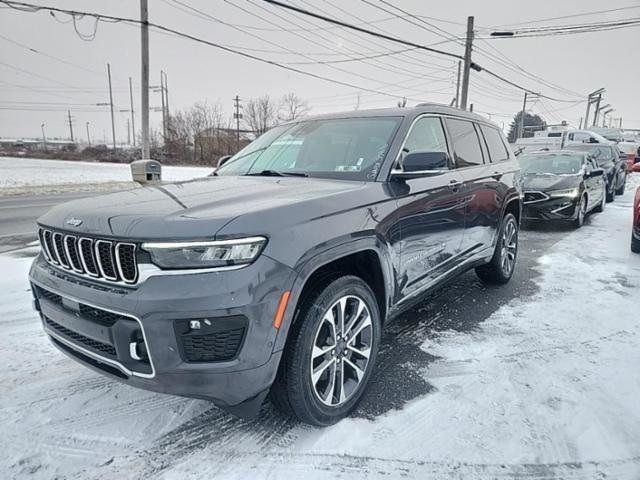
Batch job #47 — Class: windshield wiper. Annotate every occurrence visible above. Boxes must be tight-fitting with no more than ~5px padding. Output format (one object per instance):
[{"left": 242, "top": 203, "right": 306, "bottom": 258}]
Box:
[{"left": 245, "top": 169, "right": 308, "bottom": 177}]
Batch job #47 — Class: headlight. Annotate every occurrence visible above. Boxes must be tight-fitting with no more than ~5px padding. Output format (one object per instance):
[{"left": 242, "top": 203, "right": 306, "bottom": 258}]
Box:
[
  {"left": 142, "top": 236, "right": 267, "bottom": 269},
  {"left": 548, "top": 188, "right": 579, "bottom": 198}
]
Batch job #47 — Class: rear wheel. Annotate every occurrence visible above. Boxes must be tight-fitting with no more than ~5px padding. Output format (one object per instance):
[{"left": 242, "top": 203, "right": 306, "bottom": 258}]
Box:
[
  {"left": 616, "top": 173, "right": 627, "bottom": 196},
  {"left": 593, "top": 185, "right": 606, "bottom": 213},
  {"left": 632, "top": 234, "right": 640, "bottom": 253},
  {"left": 476, "top": 213, "right": 518, "bottom": 285},
  {"left": 606, "top": 181, "right": 615, "bottom": 203},
  {"left": 271, "top": 275, "right": 381, "bottom": 426}
]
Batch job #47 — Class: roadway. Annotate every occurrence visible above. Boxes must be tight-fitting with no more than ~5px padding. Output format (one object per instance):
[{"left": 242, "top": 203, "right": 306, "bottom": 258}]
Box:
[{"left": 0, "top": 192, "right": 91, "bottom": 253}]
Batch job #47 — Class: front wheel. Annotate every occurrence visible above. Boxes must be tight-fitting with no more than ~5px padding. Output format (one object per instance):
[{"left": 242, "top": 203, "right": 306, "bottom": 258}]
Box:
[
  {"left": 574, "top": 195, "right": 587, "bottom": 228},
  {"left": 271, "top": 276, "right": 381, "bottom": 426},
  {"left": 476, "top": 213, "right": 518, "bottom": 285}
]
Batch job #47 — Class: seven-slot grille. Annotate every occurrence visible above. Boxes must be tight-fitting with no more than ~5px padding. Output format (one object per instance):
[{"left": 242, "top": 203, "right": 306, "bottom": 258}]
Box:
[{"left": 38, "top": 228, "right": 138, "bottom": 284}]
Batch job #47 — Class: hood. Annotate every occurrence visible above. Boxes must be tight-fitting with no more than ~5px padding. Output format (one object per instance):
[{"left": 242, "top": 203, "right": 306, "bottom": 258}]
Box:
[
  {"left": 38, "top": 175, "right": 369, "bottom": 239},
  {"left": 521, "top": 173, "right": 581, "bottom": 192}
]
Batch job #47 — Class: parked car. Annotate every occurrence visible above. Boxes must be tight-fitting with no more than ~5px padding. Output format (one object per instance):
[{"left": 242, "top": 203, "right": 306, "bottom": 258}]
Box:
[
  {"left": 633, "top": 187, "right": 640, "bottom": 253},
  {"left": 518, "top": 151, "right": 605, "bottom": 227},
  {"left": 29, "top": 105, "right": 521, "bottom": 426},
  {"left": 562, "top": 143, "right": 627, "bottom": 200}
]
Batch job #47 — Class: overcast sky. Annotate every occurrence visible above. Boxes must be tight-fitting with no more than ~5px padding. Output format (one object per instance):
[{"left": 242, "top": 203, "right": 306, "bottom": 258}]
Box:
[{"left": 1, "top": 0, "right": 639, "bottom": 142}]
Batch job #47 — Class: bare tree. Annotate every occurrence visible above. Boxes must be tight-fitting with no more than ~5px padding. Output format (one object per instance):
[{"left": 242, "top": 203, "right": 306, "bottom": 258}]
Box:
[
  {"left": 244, "top": 95, "right": 278, "bottom": 136},
  {"left": 278, "top": 92, "right": 310, "bottom": 122}
]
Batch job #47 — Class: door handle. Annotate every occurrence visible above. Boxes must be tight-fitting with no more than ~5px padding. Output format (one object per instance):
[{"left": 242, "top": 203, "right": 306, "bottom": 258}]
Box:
[{"left": 448, "top": 179, "right": 462, "bottom": 192}]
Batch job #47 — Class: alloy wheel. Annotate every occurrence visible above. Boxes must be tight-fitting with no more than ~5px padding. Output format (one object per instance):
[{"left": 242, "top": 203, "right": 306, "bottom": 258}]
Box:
[
  {"left": 500, "top": 219, "right": 517, "bottom": 277},
  {"left": 310, "top": 295, "right": 373, "bottom": 407},
  {"left": 578, "top": 196, "right": 587, "bottom": 225}
]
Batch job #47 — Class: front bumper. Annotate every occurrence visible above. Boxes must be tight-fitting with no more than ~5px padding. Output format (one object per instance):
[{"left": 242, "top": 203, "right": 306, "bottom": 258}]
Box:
[
  {"left": 522, "top": 196, "right": 580, "bottom": 221},
  {"left": 29, "top": 253, "right": 296, "bottom": 410}
]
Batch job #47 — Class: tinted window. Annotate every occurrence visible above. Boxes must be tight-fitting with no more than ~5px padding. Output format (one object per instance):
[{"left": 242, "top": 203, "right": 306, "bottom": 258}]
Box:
[
  {"left": 217, "top": 117, "right": 401, "bottom": 181},
  {"left": 403, "top": 116, "right": 448, "bottom": 153},
  {"left": 481, "top": 125, "right": 509, "bottom": 162},
  {"left": 445, "top": 118, "right": 484, "bottom": 167}
]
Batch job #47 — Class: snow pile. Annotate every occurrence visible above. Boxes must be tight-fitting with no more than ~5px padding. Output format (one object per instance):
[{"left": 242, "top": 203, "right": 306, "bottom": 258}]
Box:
[
  {"left": 0, "top": 157, "right": 213, "bottom": 191},
  {"left": 0, "top": 177, "right": 639, "bottom": 479}
]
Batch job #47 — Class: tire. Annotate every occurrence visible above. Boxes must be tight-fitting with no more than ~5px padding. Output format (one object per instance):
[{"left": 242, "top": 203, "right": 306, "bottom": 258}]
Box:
[
  {"left": 606, "top": 183, "right": 615, "bottom": 203},
  {"left": 632, "top": 234, "right": 640, "bottom": 254},
  {"left": 271, "top": 275, "right": 381, "bottom": 426},
  {"left": 476, "top": 213, "right": 518, "bottom": 285},
  {"left": 593, "top": 186, "right": 606, "bottom": 213},
  {"left": 616, "top": 174, "right": 626, "bottom": 196},
  {"left": 574, "top": 195, "right": 587, "bottom": 228}
]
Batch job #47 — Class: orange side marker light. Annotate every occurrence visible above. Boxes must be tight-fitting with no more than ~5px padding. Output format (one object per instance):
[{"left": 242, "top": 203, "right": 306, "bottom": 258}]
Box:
[{"left": 273, "top": 290, "right": 291, "bottom": 329}]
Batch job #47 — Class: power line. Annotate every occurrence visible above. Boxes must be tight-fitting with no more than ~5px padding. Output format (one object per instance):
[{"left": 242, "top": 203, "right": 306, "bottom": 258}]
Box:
[
  {"left": 0, "top": 0, "right": 428, "bottom": 102},
  {"left": 261, "top": 0, "right": 464, "bottom": 60},
  {"left": 490, "top": 5, "right": 640, "bottom": 29}
]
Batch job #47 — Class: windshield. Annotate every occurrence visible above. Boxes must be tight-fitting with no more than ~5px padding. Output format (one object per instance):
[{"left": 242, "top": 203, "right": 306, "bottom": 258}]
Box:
[
  {"left": 216, "top": 117, "right": 401, "bottom": 181},
  {"left": 563, "top": 144, "right": 613, "bottom": 166},
  {"left": 519, "top": 153, "right": 583, "bottom": 175}
]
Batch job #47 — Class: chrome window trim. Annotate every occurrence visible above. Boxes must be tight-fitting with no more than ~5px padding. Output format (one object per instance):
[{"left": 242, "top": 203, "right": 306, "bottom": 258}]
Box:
[
  {"left": 52, "top": 232, "right": 70, "bottom": 269},
  {"left": 34, "top": 281, "right": 155, "bottom": 379},
  {"left": 115, "top": 242, "right": 138, "bottom": 284},
  {"left": 78, "top": 237, "right": 100, "bottom": 277},
  {"left": 63, "top": 235, "right": 84, "bottom": 273},
  {"left": 94, "top": 239, "right": 118, "bottom": 281}
]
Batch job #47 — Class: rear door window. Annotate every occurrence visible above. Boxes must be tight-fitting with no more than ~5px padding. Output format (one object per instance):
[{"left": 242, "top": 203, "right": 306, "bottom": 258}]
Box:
[
  {"left": 480, "top": 125, "right": 509, "bottom": 162},
  {"left": 445, "top": 118, "right": 485, "bottom": 167}
]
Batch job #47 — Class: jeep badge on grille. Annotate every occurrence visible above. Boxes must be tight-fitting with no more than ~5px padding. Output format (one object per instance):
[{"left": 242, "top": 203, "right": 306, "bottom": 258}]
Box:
[{"left": 65, "top": 217, "right": 83, "bottom": 227}]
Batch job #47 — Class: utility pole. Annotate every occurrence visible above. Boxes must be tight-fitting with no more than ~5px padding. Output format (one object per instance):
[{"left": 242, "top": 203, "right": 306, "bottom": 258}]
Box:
[
  {"left": 159, "top": 72, "right": 167, "bottom": 143},
  {"left": 161, "top": 70, "right": 169, "bottom": 136},
  {"left": 107, "top": 63, "right": 116, "bottom": 151},
  {"left": 67, "top": 109, "right": 74, "bottom": 143},
  {"left": 592, "top": 94, "right": 603, "bottom": 127},
  {"left": 86, "top": 121, "right": 91, "bottom": 145},
  {"left": 233, "top": 95, "right": 242, "bottom": 150},
  {"left": 128, "top": 76, "right": 136, "bottom": 147},
  {"left": 41, "top": 123, "right": 46, "bottom": 152},
  {"left": 455, "top": 60, "right": 461, "bottom": 108},
  {"left": 127, "top": 118, "right": 131, "bottom": 144},
  {"left": 460, "top": 16, "right": 474, "bottom": 110},
  {"left": 518, "top": 92, "right": 528, "bottom": 139},
  {"left": 140, "top": 0, "right": 150, "bottom": 158},
  {"left": 583, "top": 88, "right": 604, "bottom": 128}
]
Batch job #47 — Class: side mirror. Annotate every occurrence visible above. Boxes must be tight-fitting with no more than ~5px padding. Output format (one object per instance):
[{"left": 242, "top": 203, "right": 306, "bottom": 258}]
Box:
[
  {"left": 217, "top": 155, "right": 232, "bottom": 168},
  {"left": 587, "top": 168, "right": 604, "bottom": 178},
  {"left": 392, "top": 151, "right": 450, "bottom": 179}
]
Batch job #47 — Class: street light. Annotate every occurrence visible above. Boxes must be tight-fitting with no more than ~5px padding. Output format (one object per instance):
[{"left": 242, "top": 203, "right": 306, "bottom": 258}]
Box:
[{"left": 40, "top": 123, "right": 47, "bottom": 152}]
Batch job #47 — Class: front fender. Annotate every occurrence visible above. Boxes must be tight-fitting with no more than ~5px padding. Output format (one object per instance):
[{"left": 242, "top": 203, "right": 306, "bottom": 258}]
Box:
[{"left": 271, "top": 236, "right": 396, "bottom": 353}]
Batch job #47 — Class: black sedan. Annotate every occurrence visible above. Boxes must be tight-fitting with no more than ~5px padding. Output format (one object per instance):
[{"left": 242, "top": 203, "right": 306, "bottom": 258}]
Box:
[
  {"left": 519, "top": 151, "right": 606, "bottom": 227},
  {"left": 562, "top": 143, "right": 627, "bottom": 201}
]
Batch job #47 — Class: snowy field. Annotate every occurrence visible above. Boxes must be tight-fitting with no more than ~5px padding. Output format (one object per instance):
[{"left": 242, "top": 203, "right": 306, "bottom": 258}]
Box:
[
  {"left": 0, "top": 156, "right": 213, "bottom": 191},
  {"left": 0, "top": 177, "right": 639, "bottom": 479}
]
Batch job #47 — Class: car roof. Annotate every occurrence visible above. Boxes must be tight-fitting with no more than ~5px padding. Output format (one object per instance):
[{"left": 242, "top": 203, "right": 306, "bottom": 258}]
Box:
[{"left": 293, "top": 103, "right": 494, "bottom": 125}]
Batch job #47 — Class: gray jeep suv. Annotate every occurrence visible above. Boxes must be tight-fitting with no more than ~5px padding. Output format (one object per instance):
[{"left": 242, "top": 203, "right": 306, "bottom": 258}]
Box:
[{"left": 29, "top": 104, "right": 521, "bottom": 425}]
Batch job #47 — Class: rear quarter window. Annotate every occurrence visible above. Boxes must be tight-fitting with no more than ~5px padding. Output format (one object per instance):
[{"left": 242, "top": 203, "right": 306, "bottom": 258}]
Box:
[{"left": 480, "top": 125, "right": 510, "bottom": 162}]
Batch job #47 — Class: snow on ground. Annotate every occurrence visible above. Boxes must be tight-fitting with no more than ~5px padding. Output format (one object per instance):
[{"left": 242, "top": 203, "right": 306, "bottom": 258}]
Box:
[
  {"left": 0, "top": 177, "right": 639, "bottom": 479},
  {"left": 0, "top": 156, "right": 213, "bottom": 191}
]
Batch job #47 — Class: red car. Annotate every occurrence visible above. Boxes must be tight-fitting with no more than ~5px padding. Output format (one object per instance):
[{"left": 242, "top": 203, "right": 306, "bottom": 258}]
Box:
[{"left": 633, "top": 186, "right": 640, "bottom": 253}]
